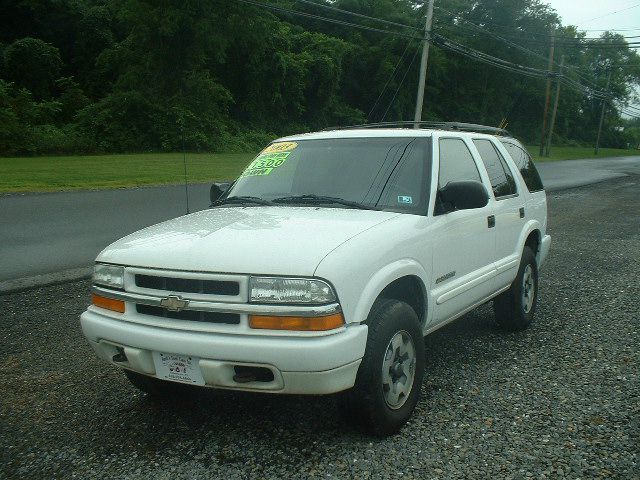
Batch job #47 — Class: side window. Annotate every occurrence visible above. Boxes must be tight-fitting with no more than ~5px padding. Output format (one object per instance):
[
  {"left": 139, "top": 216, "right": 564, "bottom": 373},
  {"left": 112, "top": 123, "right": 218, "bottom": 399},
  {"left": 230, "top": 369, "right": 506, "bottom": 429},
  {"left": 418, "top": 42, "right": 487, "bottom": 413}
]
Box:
[
  {"left": 438, "top": 138, "right": 481, "bottom": 188},
  {"left": 473, "top": 139, "right": 517, "bottom": 198},
  {"left": 377, "top": 139, "right": 430, "bottom": 214},
  {"left": 500, "top": 141, "right": 544, "bottom": 192}
]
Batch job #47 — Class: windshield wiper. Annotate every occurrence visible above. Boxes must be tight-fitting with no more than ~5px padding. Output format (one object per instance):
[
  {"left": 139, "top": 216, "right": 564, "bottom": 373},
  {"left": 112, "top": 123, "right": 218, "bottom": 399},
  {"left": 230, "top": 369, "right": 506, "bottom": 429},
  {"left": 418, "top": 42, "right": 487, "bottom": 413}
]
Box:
[
  {"left": 212, "top": 196, "right": 274, "bottom": 207},
  {"left": 272, "top": 194, "right": 379, "bottom": 211}
]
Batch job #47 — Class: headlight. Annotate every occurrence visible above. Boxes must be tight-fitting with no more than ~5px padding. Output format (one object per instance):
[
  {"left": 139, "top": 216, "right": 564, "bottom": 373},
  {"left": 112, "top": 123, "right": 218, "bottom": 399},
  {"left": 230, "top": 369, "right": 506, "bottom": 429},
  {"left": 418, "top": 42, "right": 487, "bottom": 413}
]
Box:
[
  {"left": 93, "top": 263, "right": 124, "bottom": 289},
  {"left": 249, "top": 277, "right": 337, "bottom": 304}
]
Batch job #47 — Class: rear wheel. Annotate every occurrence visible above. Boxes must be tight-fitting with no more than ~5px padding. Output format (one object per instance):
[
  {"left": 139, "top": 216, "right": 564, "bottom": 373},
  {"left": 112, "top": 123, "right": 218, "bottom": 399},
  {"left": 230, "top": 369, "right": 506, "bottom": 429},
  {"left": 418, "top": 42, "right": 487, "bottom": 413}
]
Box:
[
  {"left": 340, "top": 299, "right": 425, "bottom": 437},
  {"left": 494, "top": 246, "right": 539, "bottom": 330}
]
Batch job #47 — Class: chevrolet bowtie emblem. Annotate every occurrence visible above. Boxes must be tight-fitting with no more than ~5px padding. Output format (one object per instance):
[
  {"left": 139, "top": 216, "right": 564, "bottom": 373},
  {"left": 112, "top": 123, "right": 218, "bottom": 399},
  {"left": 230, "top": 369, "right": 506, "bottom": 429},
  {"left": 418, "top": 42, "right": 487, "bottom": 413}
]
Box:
[{"left": 160, "top": 295, "right": 189, "bottom": 312}]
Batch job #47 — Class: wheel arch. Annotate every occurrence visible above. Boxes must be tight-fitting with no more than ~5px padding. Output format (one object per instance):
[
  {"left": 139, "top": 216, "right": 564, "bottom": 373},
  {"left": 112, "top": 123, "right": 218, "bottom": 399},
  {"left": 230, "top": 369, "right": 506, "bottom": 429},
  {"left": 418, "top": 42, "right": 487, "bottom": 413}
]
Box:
[
  {"left": 353, "top": 260, "right": 431, "bottom": 330},
  {"left": 521, "top": 225, "right": 544, "bottom": 267},
  {"left": 517, "top": 221, "right": 543, "bottom": 266}
]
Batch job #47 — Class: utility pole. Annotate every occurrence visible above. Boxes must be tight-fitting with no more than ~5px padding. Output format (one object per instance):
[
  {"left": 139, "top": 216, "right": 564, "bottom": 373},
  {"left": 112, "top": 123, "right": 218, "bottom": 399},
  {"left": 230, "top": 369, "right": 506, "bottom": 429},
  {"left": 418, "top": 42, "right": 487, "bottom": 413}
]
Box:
[
  {"left": 595, "top": 69, "right": 612, "bottom": 155},
  {"left": 545, "top": 55, "right": 564, "bottom": 157},
  {"left": 539, "top": 28, "right": 555, "bottom": 156},
  {"left": 413, "top": 0, "right": 435, "bottom": 127}
]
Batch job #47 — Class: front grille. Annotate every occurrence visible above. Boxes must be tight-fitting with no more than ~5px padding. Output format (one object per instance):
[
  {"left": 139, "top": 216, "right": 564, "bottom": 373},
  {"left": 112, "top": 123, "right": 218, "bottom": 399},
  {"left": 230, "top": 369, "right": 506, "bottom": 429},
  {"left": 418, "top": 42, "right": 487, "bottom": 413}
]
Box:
[
  {"left": 135, "top": 274, "right": 239, "bottom": 296},
  {"left": 136, "top": 304, "right": 240, "bottom": 324}
]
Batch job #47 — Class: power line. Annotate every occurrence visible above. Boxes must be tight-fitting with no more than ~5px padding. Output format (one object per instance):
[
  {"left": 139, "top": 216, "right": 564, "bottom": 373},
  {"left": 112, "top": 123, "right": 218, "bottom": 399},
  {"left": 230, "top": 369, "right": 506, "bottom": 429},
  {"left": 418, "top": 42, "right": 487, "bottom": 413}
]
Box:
[
  {"left": 434, "top": 6, "right": 640, "bottom": 59},
  {"left": 620, "top": 109, "right": 640, "bottom": 118},
  {"left": 368, "top": 39, "right": 415, "bottom": 120},
  {"left": 457, "top": 26, "right": 640, "bottom": 40},
  {"left": 240, "top": 1, "right": 629, "bottom": 113},
  {"left": 448, "top": 22, "right": 640, "bottom": 33},
  {"left": 433, "top": 24, "right": 547, "bottom": 66},
  {"left": 432, "top": 34, "right": 549, "bottom": 79},
  {"left": 431, "top": 10, "right": 637, "bottom": 111},
  {"left": 293, "top": 0, "right": 419, "bottom": 32},
  {"left": 480, "top": 31, "right": 640, "bottom": 45},
  {"left": 578, "top": 28, "right": 640, "bottom": 32},
  {"left": 432, "top": 7, "right": 638, "bottom": 93},
  {"left": 235, "top": 0, "right": 421, "bottom": 40},
  {"left": 431, "top": 33, "right": 609, "bottom": 99},
  {"left": 447, "top": 25, "right": 640, "bottom": 47},
  {"left": 381, "top": 43, "right": 422, "bottom": 121},
  {"left": 497, "top": 36, "right": 640, "bottom": 47},
  {"left": 552, "top": 35, "right": 640, "bottom": 40},
  {"left": 577, "top": 2, "right": 640, "bottom": 26},
  {"left": 433, "top": 8, "right": 606, "bottom": 92},
  {"left": 447, "top": 24, "right": 640, "bottom": 41}
]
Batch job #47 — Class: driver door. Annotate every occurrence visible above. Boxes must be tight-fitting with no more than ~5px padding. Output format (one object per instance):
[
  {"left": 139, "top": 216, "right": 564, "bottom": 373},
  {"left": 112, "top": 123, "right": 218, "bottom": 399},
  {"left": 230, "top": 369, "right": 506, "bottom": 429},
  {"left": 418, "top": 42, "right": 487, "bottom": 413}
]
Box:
[{"left": 431, "top": 136, "right": 497, "bottom": 324}]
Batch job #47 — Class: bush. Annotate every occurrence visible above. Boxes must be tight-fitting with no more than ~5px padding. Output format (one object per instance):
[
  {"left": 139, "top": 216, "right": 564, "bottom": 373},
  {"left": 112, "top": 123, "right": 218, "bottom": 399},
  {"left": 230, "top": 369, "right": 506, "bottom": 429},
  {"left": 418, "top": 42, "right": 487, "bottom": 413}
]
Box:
[
  {"left": 219, "top": 129, "right": 278, "bottom": 153},
  {"left": 28, "top": 124, "right": 93, "bottom": 155}
]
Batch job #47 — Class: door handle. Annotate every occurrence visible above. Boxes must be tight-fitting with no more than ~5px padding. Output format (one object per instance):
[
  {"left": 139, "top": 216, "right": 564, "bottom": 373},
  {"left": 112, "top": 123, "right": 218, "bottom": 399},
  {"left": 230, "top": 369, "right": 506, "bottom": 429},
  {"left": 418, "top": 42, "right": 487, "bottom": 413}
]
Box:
[
  {"left": 487, "top": 215, "right": 495, "bottom": 228},
  {"left": 519, "top": 207, "right": 525, "bottom": 218}
]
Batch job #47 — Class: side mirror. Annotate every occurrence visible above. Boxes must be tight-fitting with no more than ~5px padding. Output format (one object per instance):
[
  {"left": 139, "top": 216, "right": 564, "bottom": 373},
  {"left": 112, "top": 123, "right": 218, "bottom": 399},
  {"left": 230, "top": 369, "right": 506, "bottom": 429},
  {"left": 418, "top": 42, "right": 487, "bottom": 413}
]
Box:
[
  {"left": 210, "top": 182, "right": 231, "bottom": 204},
  {"left": 437, "top": 181, "right": 489, "bottom": 214}
]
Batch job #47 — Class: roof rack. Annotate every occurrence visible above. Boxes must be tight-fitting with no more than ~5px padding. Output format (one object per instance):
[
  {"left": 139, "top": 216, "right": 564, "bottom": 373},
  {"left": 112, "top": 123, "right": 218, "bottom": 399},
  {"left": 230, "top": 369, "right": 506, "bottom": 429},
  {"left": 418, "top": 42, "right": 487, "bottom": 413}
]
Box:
[{"left": 323, "top": 121, "right": 512, "bottom": 137}]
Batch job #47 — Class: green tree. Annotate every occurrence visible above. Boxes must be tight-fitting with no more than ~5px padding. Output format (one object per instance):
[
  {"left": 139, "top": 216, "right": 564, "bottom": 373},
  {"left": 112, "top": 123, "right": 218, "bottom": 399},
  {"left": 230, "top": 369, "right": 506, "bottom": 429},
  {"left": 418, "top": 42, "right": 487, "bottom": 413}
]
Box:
[{"left": 4, "top": 37, "right": 62, "bottom": 99}]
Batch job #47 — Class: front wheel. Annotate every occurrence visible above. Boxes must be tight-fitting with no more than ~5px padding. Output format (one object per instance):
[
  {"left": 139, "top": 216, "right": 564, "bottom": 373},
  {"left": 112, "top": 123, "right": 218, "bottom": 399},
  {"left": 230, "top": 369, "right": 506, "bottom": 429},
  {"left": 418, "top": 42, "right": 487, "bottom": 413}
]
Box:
[
  {"left": 494, "top": 246, "right": 539, "bottom": 331},
  {"left": 340, "top": 299, "right": 425, "bottom": 437}
]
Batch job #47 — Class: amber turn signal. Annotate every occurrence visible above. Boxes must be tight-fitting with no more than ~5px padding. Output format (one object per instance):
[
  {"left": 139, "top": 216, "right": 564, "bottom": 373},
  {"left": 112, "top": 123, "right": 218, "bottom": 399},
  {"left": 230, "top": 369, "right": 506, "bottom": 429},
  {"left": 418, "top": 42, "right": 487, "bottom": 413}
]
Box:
[
  {"left": 92, "top": 293, "right": 125, "bottom": 313},
  {"left": 249, "top": 312, "right": 344, "bottom": 331}
]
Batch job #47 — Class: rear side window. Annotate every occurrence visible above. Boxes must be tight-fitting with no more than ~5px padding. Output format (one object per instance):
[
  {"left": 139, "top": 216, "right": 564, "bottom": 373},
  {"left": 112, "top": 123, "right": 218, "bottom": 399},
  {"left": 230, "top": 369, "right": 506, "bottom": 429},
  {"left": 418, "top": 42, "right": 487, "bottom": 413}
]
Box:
[
  {"left": 473, "top": 139, "right": 517, "bottom": 198},
  {"left": 500, "top": 141, "right": 544, "bottom": 192},
  {"left": 438, "top": 138, "right": 481, "bottom": 188}
]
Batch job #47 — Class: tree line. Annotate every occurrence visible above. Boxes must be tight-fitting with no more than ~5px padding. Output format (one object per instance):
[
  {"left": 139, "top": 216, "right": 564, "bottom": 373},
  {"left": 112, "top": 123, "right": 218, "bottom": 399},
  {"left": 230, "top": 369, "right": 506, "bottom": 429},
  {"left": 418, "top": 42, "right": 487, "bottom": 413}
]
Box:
[{"left": 1, "top": 0, "right": 639, "bottom": 156}]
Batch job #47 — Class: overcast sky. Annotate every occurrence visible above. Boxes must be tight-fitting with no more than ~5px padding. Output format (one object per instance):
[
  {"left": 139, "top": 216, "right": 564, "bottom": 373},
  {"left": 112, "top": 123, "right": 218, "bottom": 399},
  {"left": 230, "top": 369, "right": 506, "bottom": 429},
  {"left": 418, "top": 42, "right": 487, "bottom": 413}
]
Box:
[
  {"left": 542, "top": 1, "right": 640, "bottom": 116},
  {"left": 543, "top": 0, "right": 640, "bottom": 32}
]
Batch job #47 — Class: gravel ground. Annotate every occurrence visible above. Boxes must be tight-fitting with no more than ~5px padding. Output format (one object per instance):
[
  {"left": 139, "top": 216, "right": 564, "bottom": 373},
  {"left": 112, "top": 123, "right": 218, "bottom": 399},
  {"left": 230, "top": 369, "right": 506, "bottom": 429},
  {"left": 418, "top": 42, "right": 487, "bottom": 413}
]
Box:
[{"left": 1, "top": 176, "right": 638, "bottom": 479}]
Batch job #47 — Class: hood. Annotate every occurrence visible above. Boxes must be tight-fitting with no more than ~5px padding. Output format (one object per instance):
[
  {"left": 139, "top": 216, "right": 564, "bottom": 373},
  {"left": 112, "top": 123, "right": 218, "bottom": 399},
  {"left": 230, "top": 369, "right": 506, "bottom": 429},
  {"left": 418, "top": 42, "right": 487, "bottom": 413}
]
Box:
[{"left": 97, "top": 206, "right": 399, "bottom": 276}]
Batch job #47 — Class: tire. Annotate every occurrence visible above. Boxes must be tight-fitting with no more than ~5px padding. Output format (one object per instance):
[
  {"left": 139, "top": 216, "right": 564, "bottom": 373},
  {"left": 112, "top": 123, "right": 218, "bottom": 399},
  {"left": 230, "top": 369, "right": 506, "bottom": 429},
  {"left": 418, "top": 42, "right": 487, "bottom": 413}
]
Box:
[
  {"left": 123, "top": 369, "right": 194, "bottom": 398},
  {"left": 340, "top": 299, "right": 425, "bottom": 437},
  {"left": 494, "top": 246, "right": 539, "bottom": 331}
]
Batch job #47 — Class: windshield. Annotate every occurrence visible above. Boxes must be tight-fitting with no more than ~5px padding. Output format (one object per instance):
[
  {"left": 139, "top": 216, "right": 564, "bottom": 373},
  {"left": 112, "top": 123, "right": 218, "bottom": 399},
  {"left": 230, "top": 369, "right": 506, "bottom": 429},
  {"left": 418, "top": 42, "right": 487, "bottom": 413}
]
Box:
[{"left": 225, "top": 137, "right": 431, "bottom": 214}]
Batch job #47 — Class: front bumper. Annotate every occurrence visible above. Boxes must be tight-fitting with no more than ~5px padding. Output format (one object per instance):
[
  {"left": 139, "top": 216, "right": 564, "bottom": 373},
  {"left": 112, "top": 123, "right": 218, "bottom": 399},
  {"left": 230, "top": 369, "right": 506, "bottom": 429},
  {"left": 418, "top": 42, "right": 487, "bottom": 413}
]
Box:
[{"left": 81, "top": 309, "right": 367, "bottom": 394}]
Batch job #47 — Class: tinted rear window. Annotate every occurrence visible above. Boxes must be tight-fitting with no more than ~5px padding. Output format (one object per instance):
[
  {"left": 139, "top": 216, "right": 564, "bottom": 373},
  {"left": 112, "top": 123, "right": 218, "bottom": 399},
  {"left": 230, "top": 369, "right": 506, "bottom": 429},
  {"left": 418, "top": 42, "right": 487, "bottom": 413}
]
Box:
[
  {"left": 473, "top": 139, "right": 517, "bottom": 198},
  {"left": 500, "top": 141, "right": 544, "bottom": 192}
]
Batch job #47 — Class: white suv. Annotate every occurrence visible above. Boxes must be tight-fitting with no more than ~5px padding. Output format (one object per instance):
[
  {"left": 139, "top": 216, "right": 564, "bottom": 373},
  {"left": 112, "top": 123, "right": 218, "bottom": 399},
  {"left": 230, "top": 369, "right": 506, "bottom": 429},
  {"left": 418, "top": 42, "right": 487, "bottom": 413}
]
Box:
[{"left": 81, "top": 122, "right": 550, "bottom": 436}]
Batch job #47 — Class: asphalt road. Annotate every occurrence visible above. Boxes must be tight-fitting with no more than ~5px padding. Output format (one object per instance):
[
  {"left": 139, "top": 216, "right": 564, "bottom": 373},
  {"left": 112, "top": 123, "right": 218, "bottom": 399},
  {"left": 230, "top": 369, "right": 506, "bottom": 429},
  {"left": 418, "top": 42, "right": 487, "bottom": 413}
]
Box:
[
  {"left": 0, "top": 184, "right": 210, "bottom": 285},
  {"left": 1, "top": 176, "right": 638, "bottom": 479},
  {"left": 1, "top": 155, "right": 640, "bottom": 285}
]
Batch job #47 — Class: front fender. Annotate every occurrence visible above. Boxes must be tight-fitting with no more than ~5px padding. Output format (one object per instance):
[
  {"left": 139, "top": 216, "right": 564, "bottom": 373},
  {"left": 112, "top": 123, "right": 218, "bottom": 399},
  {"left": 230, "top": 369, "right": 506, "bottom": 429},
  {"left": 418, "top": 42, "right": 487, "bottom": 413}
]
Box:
[
  {"left": 317, "top": 255, "right": 432, "bottom": 328},
  {"left": 313, "top": 214, "right": 434, "bottom": 329},
  {"left": 351, "top": 259, "right": 431, "bottom": 327}
]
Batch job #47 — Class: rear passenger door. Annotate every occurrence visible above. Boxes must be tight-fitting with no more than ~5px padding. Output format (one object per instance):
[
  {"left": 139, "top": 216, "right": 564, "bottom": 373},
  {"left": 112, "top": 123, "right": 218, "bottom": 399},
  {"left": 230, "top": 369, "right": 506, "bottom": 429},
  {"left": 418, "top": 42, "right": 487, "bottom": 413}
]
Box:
[
  {"left": 472, "top": 138, "right": 524, "bottom": 289},
  {"left": 431, "top": 136, "right": 496, "bottom": 324}
]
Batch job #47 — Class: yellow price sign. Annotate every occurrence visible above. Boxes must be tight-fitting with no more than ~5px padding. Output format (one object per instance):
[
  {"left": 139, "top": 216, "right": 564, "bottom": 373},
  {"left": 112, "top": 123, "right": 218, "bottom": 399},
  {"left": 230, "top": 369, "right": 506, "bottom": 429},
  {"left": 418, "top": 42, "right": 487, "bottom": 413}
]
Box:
[{"left": 262, "top": 142, "right": 298, "bottom": 154}]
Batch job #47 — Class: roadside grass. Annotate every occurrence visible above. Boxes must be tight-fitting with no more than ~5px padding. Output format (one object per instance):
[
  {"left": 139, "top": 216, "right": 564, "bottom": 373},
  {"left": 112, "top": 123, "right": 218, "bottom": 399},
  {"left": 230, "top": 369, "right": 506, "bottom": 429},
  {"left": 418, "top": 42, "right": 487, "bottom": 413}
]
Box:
[
  {"left": 527, "top": 146, "right": 639, "bottom": 162},
  {"left": 1, "top": 146, "right": 638, "bottom": 193},
  {"left": 0, "top": 152, "right": 254, "bottom": 193}
]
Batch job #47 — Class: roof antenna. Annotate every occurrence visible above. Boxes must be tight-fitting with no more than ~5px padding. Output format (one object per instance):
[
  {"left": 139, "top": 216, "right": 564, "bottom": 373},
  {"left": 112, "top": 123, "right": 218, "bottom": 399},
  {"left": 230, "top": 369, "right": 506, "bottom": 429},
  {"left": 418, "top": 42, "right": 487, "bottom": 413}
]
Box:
[{"left": 181, "top": 119, "right": 190, "bottom": 215}]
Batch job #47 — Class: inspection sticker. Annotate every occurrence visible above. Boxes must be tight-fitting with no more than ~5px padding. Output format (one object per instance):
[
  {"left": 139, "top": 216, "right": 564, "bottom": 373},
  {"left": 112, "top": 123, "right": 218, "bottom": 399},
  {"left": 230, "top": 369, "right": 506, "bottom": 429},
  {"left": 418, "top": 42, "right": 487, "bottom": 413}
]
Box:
[
  {"left": 398, "top": 195, "right": 413, "bottom": 204},
  {"left": 262, "top": 141, "right": 297, "bottom": 154},
  {"left": 240, "top": 151, "right": 291, "bottom": 177}
]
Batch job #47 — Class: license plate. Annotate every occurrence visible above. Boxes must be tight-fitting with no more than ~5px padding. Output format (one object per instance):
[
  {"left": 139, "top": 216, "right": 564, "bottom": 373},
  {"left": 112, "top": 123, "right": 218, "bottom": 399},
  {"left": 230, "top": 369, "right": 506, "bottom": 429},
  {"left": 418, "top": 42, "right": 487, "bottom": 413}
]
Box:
[{"left": 152, "top": 352, "right": 205, "bottom": 386}]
